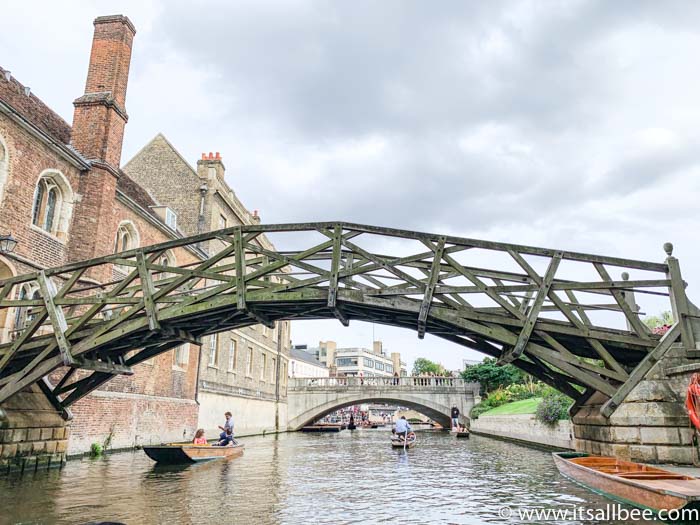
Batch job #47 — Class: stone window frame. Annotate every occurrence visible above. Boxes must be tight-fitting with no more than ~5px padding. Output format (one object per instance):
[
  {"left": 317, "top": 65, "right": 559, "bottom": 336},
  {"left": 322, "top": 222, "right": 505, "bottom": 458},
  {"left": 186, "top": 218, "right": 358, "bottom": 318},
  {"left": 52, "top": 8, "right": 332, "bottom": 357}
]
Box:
[
  {"left": 173, "top": 343, "right": 189, "bottom": 369},
  {"left": 113, "top": 220, "right": 140, "bottom": 275},
  {"left": 208, "top": 334, "right": 219, "bottom": 368},
  {"left": 154, "top": 249, "right": 176, "bottom": 281},
  {"left": 114, "top": 220, "right": 140, "bottom": 253},
  {"left": 12, "top": 282, "right": 40, "bottom": 339},
  {"left": 260, "top": 351, "right": 267, "bottom": 382},
  {"left": 30, "top": 169, "right": 74, "bottom": 242},
  {"left": 0, "top": 134, "right": 8, "bottom": 207},
  {"left": 246, "top": 346, "right": 254, "bottom": 377},
  {"left": 227, "top": 338, "right": 237, "bottom": 372}
]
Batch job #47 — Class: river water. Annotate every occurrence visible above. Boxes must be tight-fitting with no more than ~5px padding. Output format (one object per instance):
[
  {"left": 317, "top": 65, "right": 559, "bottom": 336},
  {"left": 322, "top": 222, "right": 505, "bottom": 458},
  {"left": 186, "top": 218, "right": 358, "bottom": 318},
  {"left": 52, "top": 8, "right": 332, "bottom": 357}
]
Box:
[{"left": 0, "top": 429, "right": 669, "bottom": 525}]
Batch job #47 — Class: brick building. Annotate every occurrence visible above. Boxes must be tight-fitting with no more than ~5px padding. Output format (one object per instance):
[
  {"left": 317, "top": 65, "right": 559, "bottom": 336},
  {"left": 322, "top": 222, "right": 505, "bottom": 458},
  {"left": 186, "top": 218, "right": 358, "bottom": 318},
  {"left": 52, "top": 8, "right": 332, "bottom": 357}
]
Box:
[
  {"left": 0, "top": 14, "right": 289, "bottom": 459},
  {"left": 123, "top": 135, "right": 291, "bottom": 437}
]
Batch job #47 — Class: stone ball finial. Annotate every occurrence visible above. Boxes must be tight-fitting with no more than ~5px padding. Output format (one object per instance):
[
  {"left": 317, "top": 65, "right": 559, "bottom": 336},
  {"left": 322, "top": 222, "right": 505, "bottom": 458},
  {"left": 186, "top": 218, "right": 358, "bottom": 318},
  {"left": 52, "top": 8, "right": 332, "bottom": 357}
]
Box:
[
  {"left": 621, "top": 272, "right": 629, "bottom": 281},
  {"left": 663, "top": 242, "right": 674, "bottom": 256}
]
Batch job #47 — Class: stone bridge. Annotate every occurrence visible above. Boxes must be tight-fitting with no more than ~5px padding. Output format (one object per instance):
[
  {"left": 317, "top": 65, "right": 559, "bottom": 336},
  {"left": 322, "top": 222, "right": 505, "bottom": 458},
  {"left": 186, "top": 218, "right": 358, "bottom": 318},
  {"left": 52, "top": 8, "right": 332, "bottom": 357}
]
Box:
[{"left": 287, "top": 376, "right": 480, "bottom": 430}]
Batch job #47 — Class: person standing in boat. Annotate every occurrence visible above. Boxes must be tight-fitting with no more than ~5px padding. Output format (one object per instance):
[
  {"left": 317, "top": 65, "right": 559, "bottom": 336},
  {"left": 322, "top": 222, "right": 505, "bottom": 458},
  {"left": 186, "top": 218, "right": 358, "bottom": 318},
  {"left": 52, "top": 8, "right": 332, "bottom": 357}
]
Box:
[
  {"left": 218, "top": 411, "right": 234, "bottom": 440},
  {"left": 451, "top": 406, "right": 460, "bottom": 430},
  {"left": 394, "top": 416, "right": 411, "bottom": 441}
]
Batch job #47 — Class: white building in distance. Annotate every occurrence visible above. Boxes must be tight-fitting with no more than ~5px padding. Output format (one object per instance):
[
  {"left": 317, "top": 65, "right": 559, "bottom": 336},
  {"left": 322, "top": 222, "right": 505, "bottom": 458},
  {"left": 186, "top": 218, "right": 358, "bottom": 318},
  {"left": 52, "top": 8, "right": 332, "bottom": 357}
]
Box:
[{"left": 289, "top": 348, "right": 329, "bottom": 378}]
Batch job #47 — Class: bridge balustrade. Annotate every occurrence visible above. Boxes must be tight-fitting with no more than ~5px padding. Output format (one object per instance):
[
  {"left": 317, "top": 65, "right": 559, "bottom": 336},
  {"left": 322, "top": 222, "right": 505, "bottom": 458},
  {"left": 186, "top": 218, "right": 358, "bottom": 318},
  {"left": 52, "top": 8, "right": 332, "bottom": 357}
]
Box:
[{"left": 288, "top": 376, "right": 480, "bottom": 393}]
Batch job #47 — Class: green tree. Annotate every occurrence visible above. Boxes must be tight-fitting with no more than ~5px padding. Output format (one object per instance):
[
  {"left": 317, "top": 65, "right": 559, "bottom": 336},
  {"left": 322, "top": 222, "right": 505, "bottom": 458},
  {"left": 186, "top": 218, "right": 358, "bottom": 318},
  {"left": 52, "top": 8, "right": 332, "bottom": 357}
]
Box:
[
  {"left": 412, "top": 357, "right": 445, "bottom": 376},
  {"left": 461, "top": 357, "right": 527, "bottom": 395},
  {"left": 643, "top": 311, "right": 673, "bottom": 329}
]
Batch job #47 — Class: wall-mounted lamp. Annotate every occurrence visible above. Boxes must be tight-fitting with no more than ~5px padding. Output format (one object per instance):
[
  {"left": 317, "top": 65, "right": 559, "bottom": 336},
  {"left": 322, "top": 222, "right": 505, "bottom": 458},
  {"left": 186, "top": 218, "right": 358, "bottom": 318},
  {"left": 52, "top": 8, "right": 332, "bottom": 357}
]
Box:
[{"left": 0, "top": 233, "right": 17, "bottom": 254}]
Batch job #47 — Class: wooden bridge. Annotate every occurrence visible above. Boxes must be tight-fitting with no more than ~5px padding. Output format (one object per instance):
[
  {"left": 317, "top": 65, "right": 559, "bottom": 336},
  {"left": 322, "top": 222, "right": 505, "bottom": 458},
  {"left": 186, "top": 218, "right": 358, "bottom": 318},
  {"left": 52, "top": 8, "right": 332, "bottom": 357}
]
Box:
[{"left": 0, "top": 222, "right": 696, "bottom": 420}]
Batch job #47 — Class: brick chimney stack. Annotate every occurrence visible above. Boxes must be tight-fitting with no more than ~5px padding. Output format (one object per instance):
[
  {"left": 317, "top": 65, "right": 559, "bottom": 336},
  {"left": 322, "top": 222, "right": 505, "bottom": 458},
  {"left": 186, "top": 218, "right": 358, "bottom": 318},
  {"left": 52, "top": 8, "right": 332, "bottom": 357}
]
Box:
[
  {"left": 71, "top": 15, "right": 136, "bottom": 172},
  {"left": 197, "top": 151, "right": 226, "bottom": 182},
  {"left": 68, "top": 15, "right": 136, "bottom": 266}
]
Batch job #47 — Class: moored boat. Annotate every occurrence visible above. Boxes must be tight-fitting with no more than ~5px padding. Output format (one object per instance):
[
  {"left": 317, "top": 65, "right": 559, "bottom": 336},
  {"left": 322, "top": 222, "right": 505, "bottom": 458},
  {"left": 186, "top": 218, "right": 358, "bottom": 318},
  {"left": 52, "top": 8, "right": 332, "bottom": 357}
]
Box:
[
  {"left": 391, "top": 434, "right": 417, "bottom": 449},
  {"left": 453, "top": 430, "right": 470, "bottom": 439},
  {"left": 143, "top": 443, "right": 244, "bottom": 464},
  {"left": 552, "top": 452, "right": 700, "bottom": 513}
]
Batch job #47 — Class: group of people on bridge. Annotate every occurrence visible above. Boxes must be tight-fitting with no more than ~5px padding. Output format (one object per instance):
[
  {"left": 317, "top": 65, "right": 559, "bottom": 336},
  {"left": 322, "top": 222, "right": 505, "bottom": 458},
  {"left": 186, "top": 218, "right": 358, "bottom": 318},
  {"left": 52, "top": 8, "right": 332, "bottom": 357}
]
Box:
[{"left": 192, "top": 411, "right": 238, "bottom": 447}]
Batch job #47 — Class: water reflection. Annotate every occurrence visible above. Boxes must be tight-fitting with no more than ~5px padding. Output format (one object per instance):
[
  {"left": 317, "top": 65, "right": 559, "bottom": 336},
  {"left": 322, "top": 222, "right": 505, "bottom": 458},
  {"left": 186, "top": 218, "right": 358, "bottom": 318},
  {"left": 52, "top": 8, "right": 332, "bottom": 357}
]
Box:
[{"left": 0, "top": 429, "right": 668, "bottom": 524}]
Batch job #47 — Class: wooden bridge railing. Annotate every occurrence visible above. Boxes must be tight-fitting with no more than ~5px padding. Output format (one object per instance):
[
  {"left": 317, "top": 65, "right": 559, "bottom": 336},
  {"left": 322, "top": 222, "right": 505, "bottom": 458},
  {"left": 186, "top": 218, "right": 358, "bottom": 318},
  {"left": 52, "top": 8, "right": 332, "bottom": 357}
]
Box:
[{"left": 0, "top": 222, "right": 694, "bottom": 417}]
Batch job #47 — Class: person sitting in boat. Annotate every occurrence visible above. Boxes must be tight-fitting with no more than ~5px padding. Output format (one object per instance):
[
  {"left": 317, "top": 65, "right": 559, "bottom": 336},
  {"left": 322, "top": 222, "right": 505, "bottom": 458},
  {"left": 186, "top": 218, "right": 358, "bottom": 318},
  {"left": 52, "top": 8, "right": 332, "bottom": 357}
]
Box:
[
  {"left": 218, "top": 411, "right": 234, "bottom": 441},
  {"left": 213, "top": 428, "right": 234, "bottom": 447},
  {"left": 394, "top": 416, "right": 411, "bottom": 441},
  {"left": 193, "top": 429, "right": 207, "bottom": 445}
]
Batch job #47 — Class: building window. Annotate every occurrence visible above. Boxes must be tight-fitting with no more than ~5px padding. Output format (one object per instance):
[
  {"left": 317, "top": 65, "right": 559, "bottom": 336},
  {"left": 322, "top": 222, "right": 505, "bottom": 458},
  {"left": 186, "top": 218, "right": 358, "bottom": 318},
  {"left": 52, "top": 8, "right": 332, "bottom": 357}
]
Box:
[
  {"left": 218, "top": 214, "right": 227, "bottom": 230},
  {"left": 336, "top": 357, "right": 358, "bottom": 367},
  {"left": 208, "top": 334, "right": 218, "bottom": 367},
  {"left": 375, "top": 362, "right": 384, "bottom": 371},
  {"left": 173, "top": 344, "right": 189, "bottom": 367},
  {"left": 260, "top": 352, "right": 267, "bottom": 380},
  {"left": 114, "top": 221, "right": 140, "bottom": 253},
  {"left": 246, "top": 346, "right": 254, "bottom": 376},
  {"left": 363, "top": 357, "right": 374, "bottom": 368},
  {"left": 31, "top": 171, "right": 74, "bottom": 239},
  {"left": 282, "top": 362, "right": 287, "bottom": 384},
  {"left": 271, "top": 358, "right": 276, "bottom": 383},
  {"left": 165, "top": 208, "right": 177, "bottom": 230},
  {"left": 13, "top": 284, "right": 40, "bottom": 335},
  {"left": 228, "top": 339, "right": 237, "bottom": 371},
  {"left": 155, "top": 250, "right": 176, "bottom": 281},
  {"left": 386, "top": 364, "right": 393, "bottom": 374},
  {"left": 0, "top": 135, "right": 8, "bottom": 206}
]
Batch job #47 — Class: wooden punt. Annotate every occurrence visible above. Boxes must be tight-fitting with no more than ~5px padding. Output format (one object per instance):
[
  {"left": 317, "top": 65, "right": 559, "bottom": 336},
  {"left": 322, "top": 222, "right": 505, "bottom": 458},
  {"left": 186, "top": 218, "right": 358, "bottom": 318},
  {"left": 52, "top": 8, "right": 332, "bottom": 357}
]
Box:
[
  {"left": 301, "top": 424, "right": 343, "bottom": 432},
  {"left": 553, "top": 452, "right": 700, "bottom": 512},
  {"left": 453, "top": 431, "right": 470, "bottom": 439},
  {"left": 391, "top": 435, "right": 417, "bottom": 449},
  {"left": 143, "top": 443, "right": 244, "bottom": 464}
]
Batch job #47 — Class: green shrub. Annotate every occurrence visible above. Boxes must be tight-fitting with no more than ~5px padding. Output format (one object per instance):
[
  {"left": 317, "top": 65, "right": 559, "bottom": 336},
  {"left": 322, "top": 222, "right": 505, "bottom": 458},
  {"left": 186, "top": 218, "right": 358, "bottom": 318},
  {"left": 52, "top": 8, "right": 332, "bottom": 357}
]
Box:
[
  {"left": 535, "top": 390, "right": 572, "bottom": 426},
  {"left": 90, "top": 442, "right": 103, "bottom": 457}
]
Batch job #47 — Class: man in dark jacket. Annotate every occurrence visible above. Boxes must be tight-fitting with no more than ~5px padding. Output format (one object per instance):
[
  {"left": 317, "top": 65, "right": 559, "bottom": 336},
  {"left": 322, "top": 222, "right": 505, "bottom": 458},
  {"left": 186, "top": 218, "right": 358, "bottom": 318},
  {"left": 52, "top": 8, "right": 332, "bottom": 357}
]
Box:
[{"left": 451, "top": 406, "right": 460, "bottom": 430}]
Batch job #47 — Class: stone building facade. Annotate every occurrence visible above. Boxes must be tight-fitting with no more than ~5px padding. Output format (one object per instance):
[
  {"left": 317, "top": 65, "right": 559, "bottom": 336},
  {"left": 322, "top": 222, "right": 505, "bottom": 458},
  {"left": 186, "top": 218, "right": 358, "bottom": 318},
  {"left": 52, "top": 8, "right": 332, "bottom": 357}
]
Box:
[
  {"left": 0, "top": 14, "right": 288, "bottom": 471},
  {"left": 123, "top": 134, "right": 292, "bottom": 438}
]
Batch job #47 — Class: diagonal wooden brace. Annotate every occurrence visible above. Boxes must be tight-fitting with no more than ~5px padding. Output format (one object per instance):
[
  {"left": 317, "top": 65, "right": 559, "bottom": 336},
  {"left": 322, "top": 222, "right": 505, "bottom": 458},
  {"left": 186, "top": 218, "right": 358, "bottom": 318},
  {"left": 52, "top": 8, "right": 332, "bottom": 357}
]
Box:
[
  {"left": 499, "top": 252, "right": 562, "bottom": 364},
  {"left": 37, "top": 271, "right": 74, "bottom": 366}
]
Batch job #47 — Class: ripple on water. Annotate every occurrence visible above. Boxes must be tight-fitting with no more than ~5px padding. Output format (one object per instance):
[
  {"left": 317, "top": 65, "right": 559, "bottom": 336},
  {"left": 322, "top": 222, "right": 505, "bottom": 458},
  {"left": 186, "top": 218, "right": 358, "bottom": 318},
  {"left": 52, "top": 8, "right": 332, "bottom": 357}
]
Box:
[{"left": 0, "top": 431, "right": 666, "bottom": 525}]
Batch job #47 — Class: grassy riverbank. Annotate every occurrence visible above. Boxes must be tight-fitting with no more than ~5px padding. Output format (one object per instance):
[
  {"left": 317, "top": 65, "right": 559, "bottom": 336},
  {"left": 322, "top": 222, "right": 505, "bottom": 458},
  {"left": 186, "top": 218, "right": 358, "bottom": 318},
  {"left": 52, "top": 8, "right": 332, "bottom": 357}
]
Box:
[{"left": 478, "top": 397, "right": 542, "bottom": 416}]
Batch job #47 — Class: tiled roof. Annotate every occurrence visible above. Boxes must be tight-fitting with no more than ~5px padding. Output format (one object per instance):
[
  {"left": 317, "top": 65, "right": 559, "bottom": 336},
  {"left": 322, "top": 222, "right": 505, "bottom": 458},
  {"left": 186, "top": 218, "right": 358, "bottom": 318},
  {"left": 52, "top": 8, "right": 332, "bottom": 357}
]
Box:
[
  {"left": 0, "top": 66, "right": 72, "bottom": 144},
  {"left": 290, "top": 348, "right": 327, "bottom": 367}
]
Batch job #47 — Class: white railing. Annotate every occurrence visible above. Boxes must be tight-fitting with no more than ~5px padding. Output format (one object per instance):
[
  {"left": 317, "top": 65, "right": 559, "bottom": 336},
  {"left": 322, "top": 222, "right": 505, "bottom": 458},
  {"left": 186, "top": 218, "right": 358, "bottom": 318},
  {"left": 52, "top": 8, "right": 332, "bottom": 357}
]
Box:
[{"left": 289, "top": 376, "right": 480, "bottom": 393}]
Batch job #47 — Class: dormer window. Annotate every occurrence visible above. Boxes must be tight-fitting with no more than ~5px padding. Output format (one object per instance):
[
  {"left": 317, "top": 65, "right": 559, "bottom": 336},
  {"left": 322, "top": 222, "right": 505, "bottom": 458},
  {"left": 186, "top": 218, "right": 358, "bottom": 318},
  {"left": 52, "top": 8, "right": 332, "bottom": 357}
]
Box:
[
  {"left": 165, "top": 208, "right": 177, "bottom": 230},
  {"left": 150, "top": 205, "right": 178, "bottom": 231}
]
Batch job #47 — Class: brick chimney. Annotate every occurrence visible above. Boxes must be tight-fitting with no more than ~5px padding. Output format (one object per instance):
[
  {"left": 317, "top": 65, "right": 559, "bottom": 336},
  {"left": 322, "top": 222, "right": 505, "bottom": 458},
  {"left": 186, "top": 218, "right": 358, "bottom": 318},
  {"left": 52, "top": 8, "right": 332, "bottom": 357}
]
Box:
[
  {"left": 71, "top": 15, "right": 136, "bottom": 172},
  {"left": 197, "top": 151, "right": 226, "bottom": 182},
  {"left": 68, "top": 15, "right": 136, "bottom": 266}
]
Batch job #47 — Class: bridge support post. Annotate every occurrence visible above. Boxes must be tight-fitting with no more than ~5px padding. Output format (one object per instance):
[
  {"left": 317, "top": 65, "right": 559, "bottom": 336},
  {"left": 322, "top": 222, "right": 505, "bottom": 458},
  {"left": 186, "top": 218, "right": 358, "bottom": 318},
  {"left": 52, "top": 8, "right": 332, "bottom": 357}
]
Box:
[
  {"left": 572, "top": 342, "right": 699, "bottom": 465},
  {"left": 0, "top": 384, "right": 70, "bottom": 475}
]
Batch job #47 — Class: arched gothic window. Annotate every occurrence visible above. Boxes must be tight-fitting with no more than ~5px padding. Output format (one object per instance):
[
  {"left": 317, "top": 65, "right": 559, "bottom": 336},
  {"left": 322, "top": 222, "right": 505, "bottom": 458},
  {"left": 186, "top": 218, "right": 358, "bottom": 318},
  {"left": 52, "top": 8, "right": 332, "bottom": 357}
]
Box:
[
  {"left": 13, "top": 284, "right": 40, "bottom": 335},
  {"left": 30, "top": 171, "right": 74, "bottom": 239},
  {"left": 155, "top": 250, "right": 176, "bottom": 281},
  {"left": 114, "top": 221, "right": 140, "bottom": 253}
]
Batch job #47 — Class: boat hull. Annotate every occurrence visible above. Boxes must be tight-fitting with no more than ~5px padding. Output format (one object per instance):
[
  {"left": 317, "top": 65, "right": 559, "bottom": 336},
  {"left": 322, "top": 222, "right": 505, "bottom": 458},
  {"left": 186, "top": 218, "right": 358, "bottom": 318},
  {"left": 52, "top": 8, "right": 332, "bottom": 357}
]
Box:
[
  {"left": 552, "top": 452, "right": 700, "bottom": 512},
  {"left": 391, "top": 438, "right": 416, "bottom": 449},
  {"left": 454, "top": 432, "right": 470, "bottom": 439},
  {"left": 143, "top": 443, "right": 244, "bottom": 464}
]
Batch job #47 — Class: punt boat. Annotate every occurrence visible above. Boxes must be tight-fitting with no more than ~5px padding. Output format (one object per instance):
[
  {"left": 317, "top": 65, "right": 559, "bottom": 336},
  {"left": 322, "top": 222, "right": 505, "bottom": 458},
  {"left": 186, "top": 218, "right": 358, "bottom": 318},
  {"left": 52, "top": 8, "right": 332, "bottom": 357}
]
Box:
[
  {"left": 143, "top": 443, "right": 244, "bottom": 464},
  {"left": 552, "top": 452, "right": 700, "bottom": 512},
  {"left": 391, "top": 434, "right": 417, "bottom": 449},
  {"left": 453, "top": 430, "right": 470, "bottom": 439}
]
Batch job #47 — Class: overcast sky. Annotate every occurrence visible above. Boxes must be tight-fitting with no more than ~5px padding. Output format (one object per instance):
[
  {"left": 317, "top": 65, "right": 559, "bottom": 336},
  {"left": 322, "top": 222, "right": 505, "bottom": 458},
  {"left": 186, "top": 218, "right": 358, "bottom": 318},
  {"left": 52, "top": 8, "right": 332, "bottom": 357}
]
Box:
[{"left": 2, "top": 0, "right": 700, "bottom": 370}]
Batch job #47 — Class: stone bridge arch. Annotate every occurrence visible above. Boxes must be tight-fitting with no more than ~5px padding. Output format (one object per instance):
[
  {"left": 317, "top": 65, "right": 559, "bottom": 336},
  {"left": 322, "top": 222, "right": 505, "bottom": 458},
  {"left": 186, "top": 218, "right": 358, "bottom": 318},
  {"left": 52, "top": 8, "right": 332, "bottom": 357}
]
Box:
[{"left": 287, "top": 377, "right": 480, "bottom": 430}]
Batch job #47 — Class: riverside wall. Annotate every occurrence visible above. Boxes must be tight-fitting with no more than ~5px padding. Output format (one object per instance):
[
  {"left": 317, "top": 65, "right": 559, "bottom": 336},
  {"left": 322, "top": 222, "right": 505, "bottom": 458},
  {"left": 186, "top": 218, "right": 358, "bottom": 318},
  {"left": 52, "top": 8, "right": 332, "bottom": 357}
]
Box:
[{"left": 470, "top": 414, "right": 574, "bottom": 450}]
